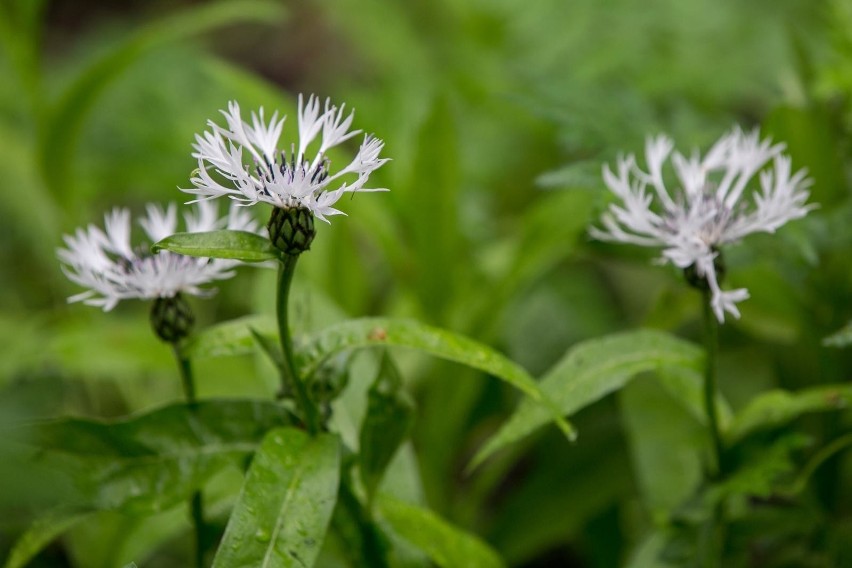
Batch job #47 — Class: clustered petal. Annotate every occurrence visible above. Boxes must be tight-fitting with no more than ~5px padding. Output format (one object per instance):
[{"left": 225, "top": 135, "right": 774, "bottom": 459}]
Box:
[
  {"left": 591, "top": 127, "right": 814, "bottom": 323},
  {"left": 58, "top": 201, "right": 258, "bottom": 311},
  {"left": 185, "top": 95, "right": 389, "bottom": 222}
]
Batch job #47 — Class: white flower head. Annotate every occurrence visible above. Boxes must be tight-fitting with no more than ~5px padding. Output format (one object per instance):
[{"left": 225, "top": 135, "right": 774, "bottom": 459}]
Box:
[
  {"left": 591, "top": 127, "right": 814, "bottom": 323},
  {"left": 185, "top": 95, "right": 389, "bottom": 222},
  {"left": 58, "top": 201, "right": 259, "bottom": 311}
]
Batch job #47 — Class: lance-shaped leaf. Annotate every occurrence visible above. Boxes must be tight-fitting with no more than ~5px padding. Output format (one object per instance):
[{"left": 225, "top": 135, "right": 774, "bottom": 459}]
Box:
[
  {"left": 212, "top": 428, "right": 340, "bottom": 568},
  {"left": 182, "top": 315, "right": 277, "bottom": 359},
  {"left": 470, "top": 330, "right": 704, "bottom": 469},
  {"left": 378, "top": 495, "right": 505, "bottom": 568},
  {"left": 39, "top": 0, "right": 286, "bottom": 199},
  {"left": 4, "top": 509, "right": 93, "bottom": 568},
  {"left": 298, "top": 318, "right": 574, "bottom": 440},
  {"left": 8, "top": 400, "right": 292, "bottom": 513},
  {"left": 726, "top": 384, "right": 852, "bottom": 443},
  {"left": 359, "top": 353, "right": 415, "bottom": 503},
  {"left": 153, "top": 230, "right": 279, "bottom": 262}
]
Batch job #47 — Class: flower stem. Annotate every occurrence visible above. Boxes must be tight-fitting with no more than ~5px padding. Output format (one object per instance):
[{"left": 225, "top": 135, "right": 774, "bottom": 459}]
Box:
[
  {"left": 172, "top": 345, "right": 205, "bottom": 568},
  {"left": 701, "top": 290, "right": 724, "bottom": 478},
  {"left": 174, "top": 344, "right": 196, "bottom": 403},
  {"left": 276, "top": 254, "right": 320, "bottom": 434},
  {"left": 701, "top": 291, "right": 726, "bottom": 565}
]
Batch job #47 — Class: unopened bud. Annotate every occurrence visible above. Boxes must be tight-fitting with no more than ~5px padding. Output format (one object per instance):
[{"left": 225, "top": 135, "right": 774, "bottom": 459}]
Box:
[
  {"left": 150, "top": 293, "right": 194, "bottom": 343},
  {"left": 267, "top": 206, "right": 315, "bottom": 256}
]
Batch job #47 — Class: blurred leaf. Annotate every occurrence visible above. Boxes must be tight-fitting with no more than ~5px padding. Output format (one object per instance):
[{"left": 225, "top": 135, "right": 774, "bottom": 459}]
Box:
[
  {"left": 719, "top": 434, "right": 809, "bottom": 499},
  {"left": 211, "top": 428, "right": 340, "bottom": 568},
  {"left": 535, "top": 161, "right": 602, "bottom": 190},
  {"left": 624, "top": 531, "right": 679, "bottom": 568},
  {"left": 620, "top": 377, "right": 704, "bottom": 518},
  {"left": 402, "top": 96, "right": 462, "bottom": 318},
  {"left": 377, "top": 495, "right": 505, "bottom": 568},
  {"left": 471, "top": 330, "right": 703, "bottom": 468},
  {"left": 153, "top": 230, "right": 279, "bottom": 262},
  {"left": 655, "top": 366, "right": 733, "bottom": 429},
  {"left": 181, "top": 315, "right": 277, "bottom": 359},
  {"left": 298, "top": 317, "right": 575, "bottom": 439},
  {"left": 39, "top": 0, "right": 286, "bottom": 198},
  {"left": 0, "top": 123, "right": 59, "bottom": 268},
  {"left": 823, "top": 320, "right": 852, "bottom": 348},
  {"left": 785, "top": 432, "right": 852, "bottom": 496},
  {"left": 3, "top": 508, "right": 92, "bottom": 568},
  {"left": 359, "top": 353, "right": 415, "bottom": 503},
  {"left": 727, "top": 385, "right": 852, "bottom": 443},
  {"left": 250, "top": 326, "right": 285, "bottom": 370},
  {"left": 10, "top": 399, "right": 292, "bottom": 512}
]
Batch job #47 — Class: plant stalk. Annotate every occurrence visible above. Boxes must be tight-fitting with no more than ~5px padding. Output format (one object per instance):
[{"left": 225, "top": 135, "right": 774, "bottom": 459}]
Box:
[
  {"left": 173, "top": 345, "right": 205, "bottom": 568},
  {"left": 701, "top": 290, "right": 723, "bottom": 478},
  {"left": 701, "top": 290, "right": 726, "bottom": 566},
  {"left": 276, "top": 254, "right": 320, "bottom": 434}
]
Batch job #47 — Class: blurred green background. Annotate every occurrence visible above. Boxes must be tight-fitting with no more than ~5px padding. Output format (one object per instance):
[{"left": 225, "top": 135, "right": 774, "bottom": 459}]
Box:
[{"left": 1, "top": 0, "right": 851, "bottom": 566}]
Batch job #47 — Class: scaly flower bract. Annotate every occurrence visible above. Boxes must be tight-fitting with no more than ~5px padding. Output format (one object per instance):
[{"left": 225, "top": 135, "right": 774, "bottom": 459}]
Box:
[
  {"left": 58, "top": 201, "right": 258, "bottom": 311},
  {"left": 591, "top": 127, "right": 813, "bottom": 322},
  {"left": 185, "top": 95, "right": 389, "bottom": 222}
]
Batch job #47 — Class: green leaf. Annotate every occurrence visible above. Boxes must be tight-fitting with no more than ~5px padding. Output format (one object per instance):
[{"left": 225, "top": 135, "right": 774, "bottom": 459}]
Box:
[
  {"left": 10, "top": 399, "right": 292, "bottom": 512},
  {"left": 250, "top": 326, "right": 285, "bottom": 369},
  {"left": 655, "top": 366, "right": 732, "bottom": 428},
  {"left": 182, "top": 315, "right": 277, "bottom": 359},
  {"left": 378, "top": 495, "right": 505, "bottom": 568},
  {"left": 4, "top": 509, "right": 92, "bottom": 568},
  {"left": 718, "top": 434, "right": 809, "bottom": 499},
  {"left": 153, "top": 230, "right": 279, "bottom": 262},
  {"left": 471, "top": 330, "right": 703, "bottom": 469},
  {"left": 298, "top": 317, "right": 575, "bottom": 439},
  {"left": 620, "top": 378, "right": 704, "bottom": 518},
  {"left": 212, "top": 428, "right": 340, "bottom": 568},
  {"left": 726, "top": 385, "right": 852, "bottom": 443},
  {"left": 823, "top": 320, "right": 852, "bottom": 348},
  {"left": 39, "top": 0, "right": 286, "bottom": 198},
  {"left": 359, "top": 353, "right": 415, "bottom": 503}
]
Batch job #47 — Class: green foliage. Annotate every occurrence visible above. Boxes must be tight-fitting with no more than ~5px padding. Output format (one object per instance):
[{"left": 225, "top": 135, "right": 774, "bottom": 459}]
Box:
[
  {"left": 211, "top": 428, "right": 340, "bottom": 568},
  {"left": 297, "top": 317, "right": 575, "bottom": 438},
  {"left": 2, "top": 0, "right": 852, "bottom": 565},
  {"left": 377, "top": 496, "right": 505, "bottom": 568},
  {"left": 359, "top": 354, "right": 415, "bottom": 504},
  {"left": 153, "top": 230, "right": 281, "bottom": 262},
  {"left": 472, "top": 330, "right": 704, "bottom": 467},
  {"left": 9, "top": 400, "right": 292, "bottom": 512},
  {"left": 727, "top": 385, "right": 852, "bottom": 443},
  {"left": 3, "top": 509, "right": 92, "bottom": 568}
]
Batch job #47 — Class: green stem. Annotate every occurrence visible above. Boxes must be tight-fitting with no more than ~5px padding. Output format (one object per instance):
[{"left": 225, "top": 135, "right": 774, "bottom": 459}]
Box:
[
  {"left": 276, "top": 255, "right": 320, "bottom": 434},
  {"left": 172, "top": 345, "right": 205, "bottom": 568},
  {"left": 173, "top": 344, "right": 196, "bottom": 403},
  {"left": 701, "top": 291, "right": 726, "bottom": 567},
  {"left": 702, "top": 290, "right": 723, "bottom": 478}
]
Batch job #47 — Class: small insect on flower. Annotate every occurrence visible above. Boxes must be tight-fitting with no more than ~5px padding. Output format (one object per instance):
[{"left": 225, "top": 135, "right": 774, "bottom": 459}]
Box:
[
  {"left": 185, "top": 95, "right": 389, "bottom": 223},
  {"left": 58, "top": 200, "right": 258, "bottom": 312},
  {"left": 590, "top": 127, "right": 814, "bottom": 323}
]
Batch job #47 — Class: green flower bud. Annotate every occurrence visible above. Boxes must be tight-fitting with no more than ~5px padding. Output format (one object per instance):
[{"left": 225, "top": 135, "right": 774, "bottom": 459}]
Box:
[
  {"left": 267, "top": 206, "right": 316, "bottom": 256},
  {"left": 150, "top": 293, "right": 194, "bottom": 343}
]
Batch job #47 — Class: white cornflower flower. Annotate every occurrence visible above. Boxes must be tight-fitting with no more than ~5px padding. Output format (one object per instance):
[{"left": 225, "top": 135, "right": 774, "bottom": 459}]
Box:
[
  {"left": 185, "top": 94, "right": 389, "bottom": 222},
  {"left": 58, "top": 201, "right": 259, "bottom": 311},
  {"left": 591, "top": 127, "right": 814, "bottom": 322}
]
